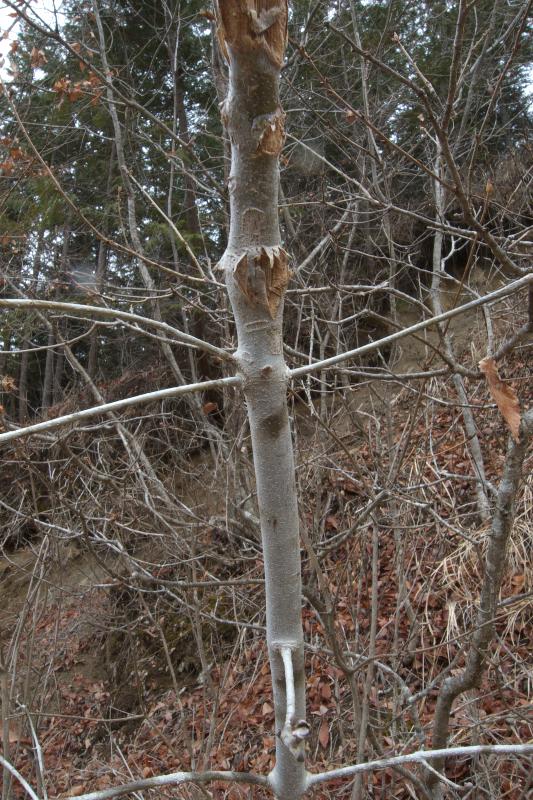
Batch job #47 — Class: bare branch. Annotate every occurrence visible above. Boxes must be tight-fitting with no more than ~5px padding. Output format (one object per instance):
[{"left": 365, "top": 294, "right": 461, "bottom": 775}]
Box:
[
  {"left": 290, "top": 275, "right": 532, "bottom": 378},
  {"left": 0, "top": 756, "right": 42, "bottom": 800},
  {"left": 0, "top": 299, "right": 232, "bottom": 362},
  {"left": 64, "top": 768, "right": 268, "bottom": 800},
  {"left": 0, "top": 377, "right": 241, "bottom": 445},
  {"left": 307, "top": 744, "right": 533, "bottom": 787}
]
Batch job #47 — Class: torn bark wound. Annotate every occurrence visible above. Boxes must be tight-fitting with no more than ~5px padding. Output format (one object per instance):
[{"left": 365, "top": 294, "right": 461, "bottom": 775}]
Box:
[
  {"left": 216, "top": 0, "right": 289, "bottom": 326},
  {"left": 215, "top": 1, "right": 288, "bottom": 68},
  {"left": 233, "top": 246, "right": 290, "bottom": 319}
]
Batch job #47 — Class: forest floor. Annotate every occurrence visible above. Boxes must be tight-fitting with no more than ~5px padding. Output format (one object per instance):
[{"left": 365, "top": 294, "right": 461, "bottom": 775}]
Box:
[{"left": 1, "top": 286, "right": 532, "bottom": 800}]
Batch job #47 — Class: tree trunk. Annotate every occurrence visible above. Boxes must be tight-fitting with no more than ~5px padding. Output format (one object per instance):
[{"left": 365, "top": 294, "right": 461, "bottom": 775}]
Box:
[
  {"left": 88, "top": 145, "right": 115, "bottom": 378},
  {"left": 42, "top": 235, "right": 62, "bottom": 411},
  {"left": 18, "top": 227, "right": 45, "bottom": 421},
  {"left": 215, "top": 3, "right": 307, "bottom": 798},
  {"left": 52, "top": 223, "right": 71, "bottom": 406},
  {"left": 41, "top": 331, "right": 55, "bottom": 412},
  {"left": 175, "top": 70, "right": 202, "bottom": 237},
  {"left": 18, "top": 346, "right": 29, "bottom": 423},
  {"left": 431, "top": 146, "right": 490, "bottom": 522}
]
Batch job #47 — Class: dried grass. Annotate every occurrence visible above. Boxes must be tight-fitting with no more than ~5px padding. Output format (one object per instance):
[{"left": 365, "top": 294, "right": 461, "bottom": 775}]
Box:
[{"left": 436, "top": 473, "right": 533, "bottom": 646}]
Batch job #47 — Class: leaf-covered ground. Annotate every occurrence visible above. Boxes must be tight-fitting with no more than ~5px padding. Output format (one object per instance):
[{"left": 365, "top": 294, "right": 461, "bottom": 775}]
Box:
[{"left": 2, "top": 351, "right": 531, "bottom": 800}]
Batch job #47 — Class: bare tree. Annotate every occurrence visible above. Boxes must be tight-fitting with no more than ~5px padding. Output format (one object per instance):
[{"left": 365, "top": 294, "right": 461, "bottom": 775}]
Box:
[{"left": 0, "top": 2, "right": 532, "bottom": 799}]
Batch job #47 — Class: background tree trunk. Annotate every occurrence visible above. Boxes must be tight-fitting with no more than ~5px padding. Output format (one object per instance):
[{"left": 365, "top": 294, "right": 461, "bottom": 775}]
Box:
[
  {"left": 88, "top": 145, "right": 115, "bottom": 379},
  {"left": 18, "top": 228, "right": 45, "bottom": 421}
]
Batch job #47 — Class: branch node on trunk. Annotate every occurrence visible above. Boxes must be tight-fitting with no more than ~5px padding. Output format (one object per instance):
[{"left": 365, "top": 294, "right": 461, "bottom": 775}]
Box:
[
  {"left": 278, "top": 645, "right": 309, "bottom": 763},
  {"left": 280, "top": 720, "right": 310, "bottom": 762}
]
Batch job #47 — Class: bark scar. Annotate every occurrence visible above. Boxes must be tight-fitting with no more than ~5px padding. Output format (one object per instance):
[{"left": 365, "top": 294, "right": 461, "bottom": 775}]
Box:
[
  {"left": 252, "top": 108, "right": 285, "bottom": 156},
  {"left": 248, "top": 7, "right": 282, "bottom": 35},
  {"left": 233, "top": 247, "right": 290, "bottom": 319},
  {"left": 215, "top": 1, "right": 288, "bottom": 68}
]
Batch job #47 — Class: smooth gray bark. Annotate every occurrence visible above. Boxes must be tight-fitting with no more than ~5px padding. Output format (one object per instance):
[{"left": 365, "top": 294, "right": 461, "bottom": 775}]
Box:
[{"left": 215, "top": 3, "right": 307, "bottom": 798}]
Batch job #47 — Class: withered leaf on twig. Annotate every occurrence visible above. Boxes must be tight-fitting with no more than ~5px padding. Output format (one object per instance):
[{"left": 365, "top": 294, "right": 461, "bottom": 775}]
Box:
[{"left": 479, "top": 357, "right": 521, "bottom": 443}]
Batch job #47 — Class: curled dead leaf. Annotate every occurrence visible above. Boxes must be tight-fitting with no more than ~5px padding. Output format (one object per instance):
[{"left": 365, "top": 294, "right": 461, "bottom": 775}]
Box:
[
  {"left": 318, "top": 718, "right": 329, "bottom": 749},
  {"left": 479, "top": 357, "right": 521, "bottom": 443},
  {"left": 30, "top": 47, "right": 47, "bottom": 68},
  {"left": 1, "top": 375, "right": 17, "bottom": 392}
]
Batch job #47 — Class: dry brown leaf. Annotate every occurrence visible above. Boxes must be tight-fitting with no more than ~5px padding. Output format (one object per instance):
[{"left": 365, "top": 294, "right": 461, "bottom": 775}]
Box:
[
  {"left": 479, "top": 357, "right": 521, "bottom": 443},
  {"left": 8, "top": 723, "right": 21, "bottom": 743},
  {"left": 325, "top": 515, "right": 339, "bottom": 531},
  {"left": 320, "top": 682, "right": 332, "bottom": 700},
  {"left": 318, "top": 718, "right": 329, "bottom": 749},
  {"left": 30, "top": 47, "right": 47, "bottom": 68},
  {"left": 1, "top": 375, "right": 17, "bottom": 392}
]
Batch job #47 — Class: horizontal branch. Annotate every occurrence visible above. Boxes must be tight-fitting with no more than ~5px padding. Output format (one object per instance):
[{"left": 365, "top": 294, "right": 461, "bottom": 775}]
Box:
[
  {"left": 2, "top": 276, "right": 530, "bottom": 445},
  {"left": 0, "top": 757, "right": 266, "bottom": 800},
  {"left": 0, "top": 299, "right": 232, "bottom": 362},
  {"left": 66, "top": 769, "right": 268, "bottom": 800},
  {"left": 306, "top": 743, "right": 533, "bottom": 786},
  {"left": 3, "top": 740, "right": 531, "bottom": 800},
  {"left": 290, "top": 274, "right": 532, "bottom": 378},
  {"left": 0, "top": 377, "right": 241, "bottom": 445}
]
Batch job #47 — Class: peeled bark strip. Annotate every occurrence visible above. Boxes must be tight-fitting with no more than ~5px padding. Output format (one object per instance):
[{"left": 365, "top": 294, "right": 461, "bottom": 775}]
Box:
[{"left": 215, "top": 3, "right": 307, "bottom": 798}]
